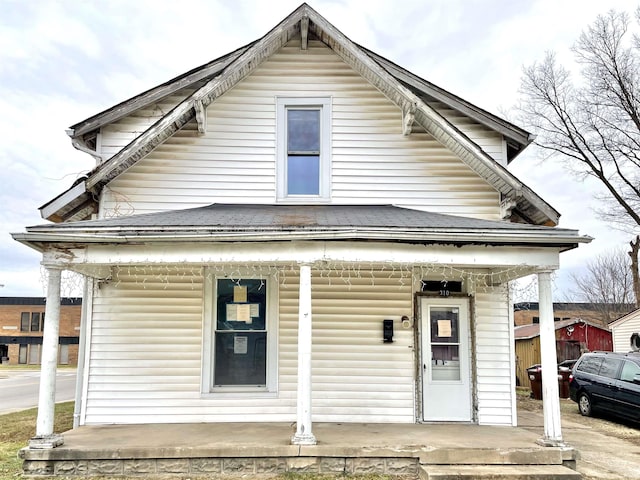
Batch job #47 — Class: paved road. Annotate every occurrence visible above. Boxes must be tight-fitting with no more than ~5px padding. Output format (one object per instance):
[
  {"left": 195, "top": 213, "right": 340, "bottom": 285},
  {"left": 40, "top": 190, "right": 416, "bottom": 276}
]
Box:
[{"left": 0, "top": 369, "right": 77, "bottom": 415}]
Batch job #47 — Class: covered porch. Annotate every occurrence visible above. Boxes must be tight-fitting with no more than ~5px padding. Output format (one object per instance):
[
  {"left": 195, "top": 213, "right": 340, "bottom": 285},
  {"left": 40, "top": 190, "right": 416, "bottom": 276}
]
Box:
[
  {"left": 12, "top": 204, "right": 591, "bottom": 478},
  {"left": 21, "top": 421, "right": 580, "bottom": 478}
]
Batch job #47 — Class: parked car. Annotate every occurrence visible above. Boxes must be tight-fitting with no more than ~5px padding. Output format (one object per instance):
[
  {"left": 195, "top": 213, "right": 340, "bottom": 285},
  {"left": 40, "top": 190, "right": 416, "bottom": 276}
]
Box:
[{"left": 569, "top": 351, "right": 640, "bottom": 423}]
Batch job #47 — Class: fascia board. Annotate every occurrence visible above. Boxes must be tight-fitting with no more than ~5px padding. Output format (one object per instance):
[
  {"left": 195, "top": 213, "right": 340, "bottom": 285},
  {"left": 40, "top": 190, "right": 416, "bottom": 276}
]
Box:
[
  {"left": 69, "top": 45, "right": 252, "bottom": 138},
  {"left": 39, "top": 181, "right": 87, "bottom": 220},
  {"left": 14, "top": 228, "right": 592, "bottom": 247},
  {"left": 609, "top": 309, "right": 640, "bottom": 328},
  {"left": 364, "top": 48, "right": 531, "bottom": 148}
]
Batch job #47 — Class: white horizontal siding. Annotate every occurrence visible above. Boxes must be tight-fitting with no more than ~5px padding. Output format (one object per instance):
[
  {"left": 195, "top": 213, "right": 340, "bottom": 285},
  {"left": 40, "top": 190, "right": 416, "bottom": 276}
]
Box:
[
  {"left": 99, "top": 90, "right": 196, "bottom": 160},
  {"left": 612, "top": 314, "right": 640, "bottom": 352},
  {"left": 474, "top": 286, "right": 513, "bottom": 425},
  {"left": 281, "top": 268, "right": 415, "bottom": 423},
  {"left": 102, "top": 37, "right": 501, "bottom": 219},
  {"left": 84, "top": 265, "right": 415, "bottom": 424},
  {"left": 84, "top": 267, "right": 293, "bottom": 424},
  {"left": 85, "top": 268, "right": 203, "bottom": 424}
]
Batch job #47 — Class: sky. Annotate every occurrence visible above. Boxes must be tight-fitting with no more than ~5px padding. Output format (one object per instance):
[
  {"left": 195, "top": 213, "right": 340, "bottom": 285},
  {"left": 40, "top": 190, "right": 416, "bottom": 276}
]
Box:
[{"left": 0, "top": 0, "right": 637, "bottom": 299}]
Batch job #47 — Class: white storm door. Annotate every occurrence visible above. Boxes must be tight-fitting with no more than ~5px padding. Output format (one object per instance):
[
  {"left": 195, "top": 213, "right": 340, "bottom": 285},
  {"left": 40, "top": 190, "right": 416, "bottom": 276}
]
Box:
[{"left": 421, "top": 297, "right": 471, "bottom": 421}]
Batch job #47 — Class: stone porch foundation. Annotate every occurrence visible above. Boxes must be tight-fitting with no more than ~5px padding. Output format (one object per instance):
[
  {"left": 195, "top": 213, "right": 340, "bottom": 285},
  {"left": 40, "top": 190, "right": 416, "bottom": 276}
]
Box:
[{"left": 20, "top": 422, "right": 581, "bottom": 479}]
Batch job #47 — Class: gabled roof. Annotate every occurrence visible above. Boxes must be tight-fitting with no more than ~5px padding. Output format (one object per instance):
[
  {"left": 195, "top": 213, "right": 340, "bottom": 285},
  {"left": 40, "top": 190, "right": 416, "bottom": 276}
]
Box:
[
  {"left": 359, "top": 46, "right": 532, "bottom": 160},
  {"left": 44, "top": 3, "right": 558, "bottom": 226},
  {"left": 68, "top": 43, "right": 256, "bottom": 140},
  {"left": 609, "top": 308, "right": 640, "bottom": 328},
  {"left": 15, "top": 204, "right": 590, "bottom": 253},
  {"left": 514, "top": 318, "right": 610, "bottom": 340}
]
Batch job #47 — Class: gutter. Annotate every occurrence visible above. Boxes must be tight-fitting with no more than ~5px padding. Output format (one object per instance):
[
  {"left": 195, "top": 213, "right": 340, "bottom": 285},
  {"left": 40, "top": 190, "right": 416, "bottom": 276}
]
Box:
[{"left": 12, "top": 229, "right": 593, "bottom": 249}]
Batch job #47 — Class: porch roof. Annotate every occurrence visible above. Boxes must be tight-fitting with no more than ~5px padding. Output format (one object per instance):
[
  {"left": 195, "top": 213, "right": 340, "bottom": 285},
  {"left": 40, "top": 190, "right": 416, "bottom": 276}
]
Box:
[{"left": 16, "top": 204, "right": 590, "bottom": 251}]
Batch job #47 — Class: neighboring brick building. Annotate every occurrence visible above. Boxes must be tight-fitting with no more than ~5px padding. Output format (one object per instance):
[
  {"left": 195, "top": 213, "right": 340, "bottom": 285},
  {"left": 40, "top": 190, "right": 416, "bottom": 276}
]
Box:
[
  {"left": 513, "top": 302, "right": 635, "bottom": 327},
  {"left": 0, "top": 297, "right": 82, "bottom": 366}
]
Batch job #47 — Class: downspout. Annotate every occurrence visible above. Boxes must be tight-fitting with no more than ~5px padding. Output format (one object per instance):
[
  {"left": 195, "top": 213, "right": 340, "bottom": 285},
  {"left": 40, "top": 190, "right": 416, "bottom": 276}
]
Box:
[
  {"left": 73, "top": 277, "right": 94, "bottom": 428},
  {"left": 508, "top": 283, "right": 517, "bottom": 426},
  {"left": 74, "top": 278, "right": 95, "bottom": 426}
]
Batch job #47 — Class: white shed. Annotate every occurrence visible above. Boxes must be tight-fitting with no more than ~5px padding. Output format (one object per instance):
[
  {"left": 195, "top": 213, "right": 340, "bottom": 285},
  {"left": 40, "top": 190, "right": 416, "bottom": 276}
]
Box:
[{"left": 609, "top": 308, "right": 640, "bottom": 353}]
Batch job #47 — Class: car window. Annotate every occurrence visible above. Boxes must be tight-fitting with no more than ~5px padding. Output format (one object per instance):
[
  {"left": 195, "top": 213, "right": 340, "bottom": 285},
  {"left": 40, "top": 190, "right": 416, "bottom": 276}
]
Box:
[
  {"left": 577, "top": 356, "right": 603, "bottom": 374},
  {"left": 598, "top": 358, "right": 622, "bottom": 379},
  {"left": 620, "top": 360, "right": 640, "bottom": 383}
]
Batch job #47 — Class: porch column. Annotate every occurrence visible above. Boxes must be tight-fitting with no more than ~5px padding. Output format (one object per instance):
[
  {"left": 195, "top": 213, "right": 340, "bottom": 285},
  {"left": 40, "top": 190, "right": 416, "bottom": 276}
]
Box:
[
  {"left": 30, "top": 266, "right": 64, "bottom": 448},
  {"left": 291, "top": 264, "right": 316, "bottom": 445},
  {"left": 537, "top": 270, "right": 563, "bottom": 446}
]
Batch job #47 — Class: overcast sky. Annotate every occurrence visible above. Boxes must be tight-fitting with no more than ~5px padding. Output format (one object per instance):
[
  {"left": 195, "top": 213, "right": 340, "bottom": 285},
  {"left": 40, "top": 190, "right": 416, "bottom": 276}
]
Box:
[{"left": 0, "top": 0, "right": 637, "bottom": 299}]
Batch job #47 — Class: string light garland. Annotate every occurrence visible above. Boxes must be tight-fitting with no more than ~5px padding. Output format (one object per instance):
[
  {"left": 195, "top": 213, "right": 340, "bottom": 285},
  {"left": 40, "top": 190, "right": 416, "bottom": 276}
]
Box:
[{"left": 39, "top": 260, "right": 543, "bottom": 299}]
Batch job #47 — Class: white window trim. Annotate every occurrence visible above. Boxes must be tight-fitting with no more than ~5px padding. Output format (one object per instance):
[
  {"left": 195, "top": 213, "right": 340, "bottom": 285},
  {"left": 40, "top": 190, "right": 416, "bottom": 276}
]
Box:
[
  {"left": 276, "top": 96, "right": 332, "bottom": 202},
  {"left": 201, "top": 268, "right": 279, "bottom": 395}
]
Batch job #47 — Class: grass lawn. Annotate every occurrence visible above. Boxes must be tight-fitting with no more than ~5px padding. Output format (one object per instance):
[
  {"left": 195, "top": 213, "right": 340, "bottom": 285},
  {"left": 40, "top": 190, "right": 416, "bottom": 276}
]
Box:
[{"left": 0, "top": 402, "right": 74, "bottom": 480}]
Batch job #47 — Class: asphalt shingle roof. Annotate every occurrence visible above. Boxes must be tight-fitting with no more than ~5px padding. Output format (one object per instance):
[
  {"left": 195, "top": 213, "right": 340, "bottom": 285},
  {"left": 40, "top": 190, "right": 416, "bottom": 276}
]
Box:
[{"left": 32, "top": 204, "right": 567, "bottom": 232}]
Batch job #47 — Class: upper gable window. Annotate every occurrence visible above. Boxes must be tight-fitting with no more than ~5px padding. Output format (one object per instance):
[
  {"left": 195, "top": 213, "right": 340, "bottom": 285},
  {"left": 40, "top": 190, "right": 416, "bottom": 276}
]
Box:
[{"left": 277, "top": 97, "right": 331, "bottom": 201}]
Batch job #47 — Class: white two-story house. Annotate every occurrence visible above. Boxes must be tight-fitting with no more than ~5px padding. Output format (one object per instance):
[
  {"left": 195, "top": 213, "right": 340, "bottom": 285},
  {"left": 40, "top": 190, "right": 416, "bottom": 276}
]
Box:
[{"left": 14, "top": 3, "right": 589, "bottom": 452}]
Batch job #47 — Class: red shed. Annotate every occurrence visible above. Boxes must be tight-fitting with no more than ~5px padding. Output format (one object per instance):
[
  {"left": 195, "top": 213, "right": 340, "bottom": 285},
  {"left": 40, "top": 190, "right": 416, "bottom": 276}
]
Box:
[{"left": 514, "top": 318, "right": 612, "bottom": 388}]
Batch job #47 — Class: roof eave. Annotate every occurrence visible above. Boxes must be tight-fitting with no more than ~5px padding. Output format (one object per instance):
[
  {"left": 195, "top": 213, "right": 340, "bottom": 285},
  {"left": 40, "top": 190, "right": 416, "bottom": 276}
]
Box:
[
  {"left": 68, "top": 43, "right": 255, "bottom": 139},
  {"left": 362, "top": 47, "right": 532, "bottom": 153},
  {"left": 14, "top": 228, "right": 592, "bottom": 251},
  {"left": 38, "top": 180, "right": 98, "bottom": 223}
]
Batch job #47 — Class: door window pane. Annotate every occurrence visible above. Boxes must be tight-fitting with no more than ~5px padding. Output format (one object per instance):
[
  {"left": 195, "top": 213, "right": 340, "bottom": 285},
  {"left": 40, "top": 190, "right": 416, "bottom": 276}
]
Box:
[
  {"left": 215, "top": 279, "right": 267, "bottom": 386},
  {"left": 430, "top": 307, "right": 460, "bottom": 381},
  {"left": 430, "top": 307, "right": 459, "bottom": 343}
]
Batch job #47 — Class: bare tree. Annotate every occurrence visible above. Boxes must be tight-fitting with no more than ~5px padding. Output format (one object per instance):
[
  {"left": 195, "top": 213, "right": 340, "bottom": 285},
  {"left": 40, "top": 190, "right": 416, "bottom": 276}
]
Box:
[
  {"left": 518, "top": 8, "right": 640, "bottom": 305},
  {"left": 568, "top": 249, "right": 636, "bottom": 323}
]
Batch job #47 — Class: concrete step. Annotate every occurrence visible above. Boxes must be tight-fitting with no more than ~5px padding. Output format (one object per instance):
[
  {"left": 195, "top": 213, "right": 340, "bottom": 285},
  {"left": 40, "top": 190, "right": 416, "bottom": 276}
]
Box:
[
  {"left": 420, "top": 464, "right": 582, "bottom": 480},
  {"left": 419, "top": 447, "right": 572, "bottom": 465}
]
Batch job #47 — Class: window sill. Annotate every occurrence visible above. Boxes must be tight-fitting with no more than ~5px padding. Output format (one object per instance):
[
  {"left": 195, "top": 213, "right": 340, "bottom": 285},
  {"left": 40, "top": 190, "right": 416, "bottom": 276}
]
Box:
[
  {"left": 201, "top": 390, "right": 278, "bottom": 399},
  {"left": 277, "top": 197, "right": 331, "bottom": 204}
]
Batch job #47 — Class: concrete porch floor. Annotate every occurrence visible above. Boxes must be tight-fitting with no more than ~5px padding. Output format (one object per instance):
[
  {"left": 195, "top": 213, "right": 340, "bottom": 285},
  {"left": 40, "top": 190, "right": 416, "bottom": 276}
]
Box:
[{"left": 21, "top": 422, "right": 581, "bottom": 478}]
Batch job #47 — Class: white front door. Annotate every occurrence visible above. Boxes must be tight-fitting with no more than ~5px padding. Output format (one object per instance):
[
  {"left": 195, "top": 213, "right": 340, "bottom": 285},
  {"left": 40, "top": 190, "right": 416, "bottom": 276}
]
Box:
[{"left": 421, "top": 297, "right": 472, "bottom": 421}]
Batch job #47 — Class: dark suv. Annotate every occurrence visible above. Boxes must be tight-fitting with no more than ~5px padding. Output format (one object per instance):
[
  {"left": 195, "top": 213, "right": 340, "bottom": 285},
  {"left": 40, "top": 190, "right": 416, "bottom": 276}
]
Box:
[{"left": 569, "top": 351, "right": 640, "bottom": 422}]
